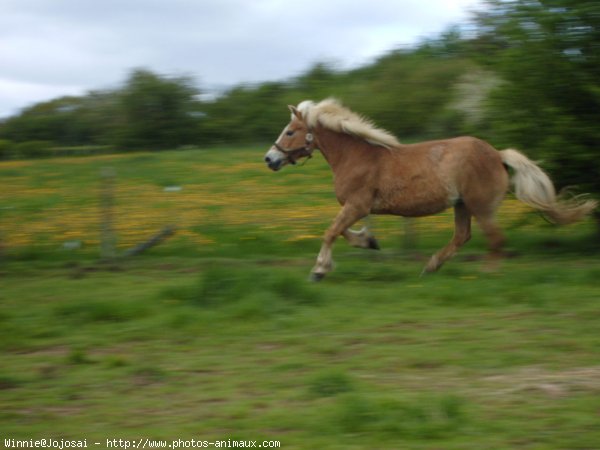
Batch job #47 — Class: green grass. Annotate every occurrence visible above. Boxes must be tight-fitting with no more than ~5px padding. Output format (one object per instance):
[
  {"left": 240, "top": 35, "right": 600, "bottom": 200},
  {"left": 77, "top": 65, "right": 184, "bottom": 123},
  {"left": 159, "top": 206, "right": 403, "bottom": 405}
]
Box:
[{"left": 1, "top": 147, "right": 600, "bottom": 448}]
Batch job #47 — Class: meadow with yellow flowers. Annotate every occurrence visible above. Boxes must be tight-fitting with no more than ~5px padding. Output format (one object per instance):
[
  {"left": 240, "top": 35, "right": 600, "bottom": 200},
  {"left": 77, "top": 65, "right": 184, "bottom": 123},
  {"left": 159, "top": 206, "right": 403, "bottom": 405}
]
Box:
[
  {"left": 1, "top": 147, "right": 600, "bottom": 448},
  {"left": 1, "top": 146, "right": 554, "bottom": 254}
]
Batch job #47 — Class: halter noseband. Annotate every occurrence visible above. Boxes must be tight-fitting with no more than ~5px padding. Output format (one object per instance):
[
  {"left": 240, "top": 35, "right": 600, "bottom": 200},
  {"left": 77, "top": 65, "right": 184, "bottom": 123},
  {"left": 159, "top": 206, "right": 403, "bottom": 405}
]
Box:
[{"left": 273, "top": 132, "right": 315, "bottom": 165}]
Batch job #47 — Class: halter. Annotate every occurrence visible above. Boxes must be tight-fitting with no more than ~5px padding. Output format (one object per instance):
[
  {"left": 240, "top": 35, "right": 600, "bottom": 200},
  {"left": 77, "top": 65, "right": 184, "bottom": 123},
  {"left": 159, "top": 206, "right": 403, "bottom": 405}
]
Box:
[{"left": 273, "top": 132, "right": 316, "bottom": 165}]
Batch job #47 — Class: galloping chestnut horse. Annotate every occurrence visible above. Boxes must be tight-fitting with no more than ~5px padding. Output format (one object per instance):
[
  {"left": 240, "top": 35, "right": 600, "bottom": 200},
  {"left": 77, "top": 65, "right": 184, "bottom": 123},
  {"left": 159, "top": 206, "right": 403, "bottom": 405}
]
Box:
[{"left": 264, "top": 98, "right": 597, "bottom": 280}]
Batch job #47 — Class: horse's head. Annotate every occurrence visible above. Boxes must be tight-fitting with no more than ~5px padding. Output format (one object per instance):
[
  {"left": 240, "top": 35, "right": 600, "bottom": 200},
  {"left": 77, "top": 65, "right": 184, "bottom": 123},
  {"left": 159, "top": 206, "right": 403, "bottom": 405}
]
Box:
[{"left": 264, "top": 103, "right": 316, "bottom": 171}]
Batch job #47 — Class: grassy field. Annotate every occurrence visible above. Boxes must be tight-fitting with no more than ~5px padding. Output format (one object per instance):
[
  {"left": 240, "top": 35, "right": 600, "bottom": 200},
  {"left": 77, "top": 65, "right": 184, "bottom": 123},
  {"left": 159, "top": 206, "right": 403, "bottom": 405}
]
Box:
[{"left": 1, "top": 147, "right": 600, "bottom": 449}]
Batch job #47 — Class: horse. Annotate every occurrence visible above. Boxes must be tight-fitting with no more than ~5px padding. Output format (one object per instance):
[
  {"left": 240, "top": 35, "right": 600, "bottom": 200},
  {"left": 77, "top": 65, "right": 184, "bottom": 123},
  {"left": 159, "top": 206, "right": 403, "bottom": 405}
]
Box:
[{"left": 263, "top": 98, "right": 597, "bottom": 281}]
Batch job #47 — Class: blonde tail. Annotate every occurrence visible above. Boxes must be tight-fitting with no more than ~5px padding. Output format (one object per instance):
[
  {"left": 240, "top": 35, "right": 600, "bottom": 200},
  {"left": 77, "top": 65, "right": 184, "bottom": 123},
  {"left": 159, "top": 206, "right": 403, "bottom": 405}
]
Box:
[{"left": 500, "top": 149, "right": 597, "bottom": 225}]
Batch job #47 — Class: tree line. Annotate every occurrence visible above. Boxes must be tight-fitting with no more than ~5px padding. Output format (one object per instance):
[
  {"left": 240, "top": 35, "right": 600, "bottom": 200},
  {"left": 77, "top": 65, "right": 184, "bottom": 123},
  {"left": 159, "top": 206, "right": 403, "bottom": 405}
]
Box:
[
  {"left": 1, "top": 0, "right": 599, "bottom": 207},
  {"left": 0, "top": 50, "right": 471, "bottom": 154}
]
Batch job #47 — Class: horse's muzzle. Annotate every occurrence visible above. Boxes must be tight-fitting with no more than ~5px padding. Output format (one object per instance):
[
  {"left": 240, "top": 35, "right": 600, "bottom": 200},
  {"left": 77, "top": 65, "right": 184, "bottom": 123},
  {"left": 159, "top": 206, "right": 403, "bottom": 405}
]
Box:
[
  {"left": 264, "top": 148, "right": 285, "bottom": 171},
  {"left": 265, "top": 156, "right": 282, "bottom": 171}
]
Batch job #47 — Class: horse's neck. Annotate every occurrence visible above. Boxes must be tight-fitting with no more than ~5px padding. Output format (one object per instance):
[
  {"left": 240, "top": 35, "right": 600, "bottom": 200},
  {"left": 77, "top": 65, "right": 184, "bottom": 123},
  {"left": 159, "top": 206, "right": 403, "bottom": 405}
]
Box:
[{"left": 315, "top": 128, "right": 370, "bottom": 173}]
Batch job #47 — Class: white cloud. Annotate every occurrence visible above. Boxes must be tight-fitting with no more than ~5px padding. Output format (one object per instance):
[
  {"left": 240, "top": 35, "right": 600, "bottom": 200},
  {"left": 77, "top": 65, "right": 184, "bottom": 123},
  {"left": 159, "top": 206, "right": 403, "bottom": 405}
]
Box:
[{"left": 0, "top": 0, "right": 482, "bottom": 118}]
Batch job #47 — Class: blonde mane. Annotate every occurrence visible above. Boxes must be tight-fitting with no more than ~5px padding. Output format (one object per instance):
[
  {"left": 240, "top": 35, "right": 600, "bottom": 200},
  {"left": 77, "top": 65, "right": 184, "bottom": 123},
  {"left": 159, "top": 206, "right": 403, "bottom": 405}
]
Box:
[{"left": 296, "top": 98, "right": 400, "bottom": 149}]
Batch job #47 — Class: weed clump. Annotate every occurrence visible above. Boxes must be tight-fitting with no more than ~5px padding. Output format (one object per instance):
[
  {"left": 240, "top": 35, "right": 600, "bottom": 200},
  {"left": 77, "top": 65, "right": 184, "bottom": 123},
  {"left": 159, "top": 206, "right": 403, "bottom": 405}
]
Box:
[
  {"left": 67, "top": 348, "right": 93, "bottom": 365},
  {"left": 0, "top": 374, "right": 23, "bottom": 390},
  {"left": 308, "top": 370, "right": 354, "bottom": 398},
  {"left": 332, "top": 393, "right": 467, "bottom": 440},
  {"left": 55, "top": 299, "right": 149, "bottom": 323},
  {"left": 161, "top": 264, "right": 322, "bottom": 317}
]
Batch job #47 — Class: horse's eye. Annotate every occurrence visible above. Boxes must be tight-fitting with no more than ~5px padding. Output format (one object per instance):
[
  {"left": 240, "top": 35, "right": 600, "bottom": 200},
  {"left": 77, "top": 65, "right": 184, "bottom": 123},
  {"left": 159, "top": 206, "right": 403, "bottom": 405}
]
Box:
[{"left": 286, "top": 130, "right": 294, "bottom": 136}]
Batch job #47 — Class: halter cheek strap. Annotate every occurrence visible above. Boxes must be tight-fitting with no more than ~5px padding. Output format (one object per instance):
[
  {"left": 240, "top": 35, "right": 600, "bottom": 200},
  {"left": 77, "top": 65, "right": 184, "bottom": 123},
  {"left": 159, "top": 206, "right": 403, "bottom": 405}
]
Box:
[{"left": 273, "top": 132, "right": 316, "bottom": 165}]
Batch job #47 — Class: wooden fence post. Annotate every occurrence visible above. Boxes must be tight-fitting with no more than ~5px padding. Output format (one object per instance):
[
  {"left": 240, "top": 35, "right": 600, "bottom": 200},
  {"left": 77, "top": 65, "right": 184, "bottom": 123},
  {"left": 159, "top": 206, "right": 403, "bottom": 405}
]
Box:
[
  {"left": 100, "top": 167, "right": 117, "bottom": 262},
  {"left": 402, "top": 218, "right": 418, "bottom": 253}
]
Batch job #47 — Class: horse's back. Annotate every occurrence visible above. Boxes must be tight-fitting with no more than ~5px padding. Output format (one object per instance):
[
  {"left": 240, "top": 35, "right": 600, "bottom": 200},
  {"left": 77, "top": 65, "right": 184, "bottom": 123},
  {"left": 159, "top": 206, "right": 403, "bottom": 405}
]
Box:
[{"left": 372, "top": 136, "right": 508, "bottom": 216}]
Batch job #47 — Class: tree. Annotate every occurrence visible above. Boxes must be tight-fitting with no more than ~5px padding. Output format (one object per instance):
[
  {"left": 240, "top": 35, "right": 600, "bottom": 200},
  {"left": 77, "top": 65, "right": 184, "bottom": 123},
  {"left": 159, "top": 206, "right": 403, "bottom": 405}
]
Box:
[
  {"left": 118, "top": 69, "right": 200, "bottom": 150},
  {"left": 0, "top": 96, "right": 89, "bottom": 146},
  {"left": 473, "top": 0, "right": 600, "bottom": 217}
]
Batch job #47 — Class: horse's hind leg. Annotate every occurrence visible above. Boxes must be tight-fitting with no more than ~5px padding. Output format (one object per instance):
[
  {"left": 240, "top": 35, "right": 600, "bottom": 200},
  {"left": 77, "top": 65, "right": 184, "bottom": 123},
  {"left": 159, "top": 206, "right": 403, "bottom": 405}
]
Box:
[
  {"left": 422, "top": 203, "right": 472, "bottom": 274},
  {"left": 474, "top": 212, "right": 506, "bottom": 271}
]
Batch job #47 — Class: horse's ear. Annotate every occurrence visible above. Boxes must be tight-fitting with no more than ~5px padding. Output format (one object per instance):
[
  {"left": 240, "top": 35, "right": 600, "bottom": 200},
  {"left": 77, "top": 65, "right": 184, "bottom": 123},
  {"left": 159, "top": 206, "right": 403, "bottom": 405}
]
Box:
[{"left": 288, "top": 105, "right": 302, "bottom": 120}]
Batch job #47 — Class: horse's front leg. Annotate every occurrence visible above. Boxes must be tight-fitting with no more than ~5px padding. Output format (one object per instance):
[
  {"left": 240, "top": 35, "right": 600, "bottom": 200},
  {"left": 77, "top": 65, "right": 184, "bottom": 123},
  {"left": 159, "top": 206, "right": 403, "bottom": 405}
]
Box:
[
  {"left": 342, "top": 226, "right": 380, "bottom": 250},
  {"left": 311, "top": 204, "right": 368, "bottom": 281}
]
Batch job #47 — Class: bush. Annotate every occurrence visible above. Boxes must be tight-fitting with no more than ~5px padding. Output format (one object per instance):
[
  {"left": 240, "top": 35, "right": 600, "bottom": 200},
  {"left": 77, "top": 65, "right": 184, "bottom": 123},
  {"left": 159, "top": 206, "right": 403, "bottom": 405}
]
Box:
[
  {"left": 13, "top": 141, "right": 54, "bottom": 159},
  {"left": 0, "top": 139, "right": 15, "bottom": 160}
]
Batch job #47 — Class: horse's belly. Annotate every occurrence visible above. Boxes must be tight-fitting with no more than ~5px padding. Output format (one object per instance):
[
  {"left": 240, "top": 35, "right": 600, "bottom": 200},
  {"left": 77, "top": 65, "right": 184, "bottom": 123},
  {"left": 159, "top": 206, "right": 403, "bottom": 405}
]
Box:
[
  {"left": 371, "top": 190, "right": 451, "bottom": 217},
  {"left": 372, "top": 203, "right": 448, "bottom": 217}
]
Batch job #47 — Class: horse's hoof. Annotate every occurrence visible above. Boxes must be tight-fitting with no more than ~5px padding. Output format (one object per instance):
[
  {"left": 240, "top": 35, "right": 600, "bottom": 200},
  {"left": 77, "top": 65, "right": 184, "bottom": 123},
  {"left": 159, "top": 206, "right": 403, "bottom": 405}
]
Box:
[
  {"left": 421, "top": 256, "right": 440, "bottom": 276},
  {"left": 368, "top": 237, "right": 381, "bottom": 250},
  {"left": 310, "top": 272, "right": 326, "bottom": 282},
  {"left": 420, "top": 267, "right": 436, "bottom": 277}
]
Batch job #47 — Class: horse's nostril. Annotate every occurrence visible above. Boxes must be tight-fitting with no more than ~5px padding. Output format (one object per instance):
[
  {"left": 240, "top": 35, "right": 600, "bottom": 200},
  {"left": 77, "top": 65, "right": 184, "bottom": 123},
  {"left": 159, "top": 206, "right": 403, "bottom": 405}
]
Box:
[{"left": 265, "top": 156, "right": 271, "bottom": 163}]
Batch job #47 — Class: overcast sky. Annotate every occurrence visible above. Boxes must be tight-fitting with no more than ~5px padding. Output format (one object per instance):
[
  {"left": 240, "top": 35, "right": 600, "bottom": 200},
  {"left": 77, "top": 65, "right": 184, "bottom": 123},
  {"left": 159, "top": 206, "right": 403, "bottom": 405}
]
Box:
[{"left": 0, "top": 0, "right": 482, "bottom": 118}]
